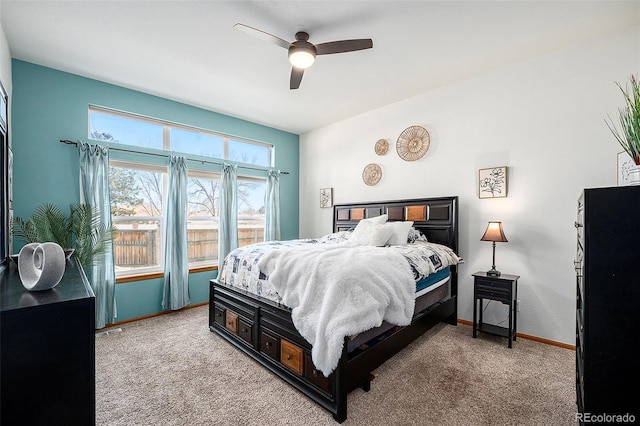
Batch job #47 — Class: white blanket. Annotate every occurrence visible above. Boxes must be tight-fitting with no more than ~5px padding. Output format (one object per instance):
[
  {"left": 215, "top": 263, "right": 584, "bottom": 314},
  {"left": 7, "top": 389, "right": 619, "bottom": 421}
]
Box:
[{"left": 257, "top": 243, "right": 416, "bottom": 376}]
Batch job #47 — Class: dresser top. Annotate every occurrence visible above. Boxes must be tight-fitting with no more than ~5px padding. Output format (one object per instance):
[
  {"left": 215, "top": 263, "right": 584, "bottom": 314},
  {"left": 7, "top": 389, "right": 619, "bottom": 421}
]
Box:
[{"left": 0, "top": 258, "right": 94, "bottom": 312}]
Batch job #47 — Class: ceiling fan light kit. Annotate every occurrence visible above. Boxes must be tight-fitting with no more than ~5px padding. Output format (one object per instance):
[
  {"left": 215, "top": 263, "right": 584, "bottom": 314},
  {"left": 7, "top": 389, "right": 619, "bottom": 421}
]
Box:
[
  {"left": 289, "top": 50, "right": 315, "bottom": 68},
  {"left": 235, "top": 23, "right": 373, "bottom": 89},
  {"left": 288, "top": 32, "right": 317, "bottom": 69}
]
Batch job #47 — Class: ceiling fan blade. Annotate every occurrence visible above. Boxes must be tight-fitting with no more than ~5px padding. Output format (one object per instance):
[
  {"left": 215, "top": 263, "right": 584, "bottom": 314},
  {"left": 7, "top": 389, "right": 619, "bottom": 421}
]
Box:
[
  {"left": 290, "top": 67, "right": 304, "bottom": 90},
  {"left": 315, "top": 39, "right": 373, "bottom": 55},
  {"left": 234, "top": 23, "right": 291, "bottom": 50}
]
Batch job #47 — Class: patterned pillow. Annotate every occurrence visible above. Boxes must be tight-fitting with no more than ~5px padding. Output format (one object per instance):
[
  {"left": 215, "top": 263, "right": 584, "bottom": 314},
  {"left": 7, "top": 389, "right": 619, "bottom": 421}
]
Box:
[{"left": 407, "top": 227, "right": 428, "bottom": 243}]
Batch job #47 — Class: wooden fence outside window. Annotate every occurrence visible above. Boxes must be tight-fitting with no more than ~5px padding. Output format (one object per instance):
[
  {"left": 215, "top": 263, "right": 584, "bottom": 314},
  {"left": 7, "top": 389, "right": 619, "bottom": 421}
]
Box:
[{"left": 113, "top": 227, "right": 264, "bottom": 267}]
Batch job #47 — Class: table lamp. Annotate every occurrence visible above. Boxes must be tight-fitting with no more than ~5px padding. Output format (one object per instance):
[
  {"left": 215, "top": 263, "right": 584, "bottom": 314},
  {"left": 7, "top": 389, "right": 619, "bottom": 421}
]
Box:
[{"left": 480, "top": 221, "right": 508, "bottom": 277}]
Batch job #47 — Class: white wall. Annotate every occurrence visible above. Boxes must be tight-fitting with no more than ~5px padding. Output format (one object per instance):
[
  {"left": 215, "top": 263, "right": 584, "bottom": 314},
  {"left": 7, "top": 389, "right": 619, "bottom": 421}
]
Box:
[{"left": 299, "top": 25, "right": 640, "bottom": 345}]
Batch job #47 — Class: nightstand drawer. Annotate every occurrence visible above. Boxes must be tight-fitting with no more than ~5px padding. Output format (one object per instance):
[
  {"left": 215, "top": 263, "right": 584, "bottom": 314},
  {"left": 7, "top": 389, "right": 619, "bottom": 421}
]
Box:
[
  {"left": 475, "top": 277, "right": 511, "bottom": 291},
  {"left": 475, "top": 277, "right": 512, "bottom": 303},
  {"left": 476, "top": 285, "right": 511, "bottom": 303}
]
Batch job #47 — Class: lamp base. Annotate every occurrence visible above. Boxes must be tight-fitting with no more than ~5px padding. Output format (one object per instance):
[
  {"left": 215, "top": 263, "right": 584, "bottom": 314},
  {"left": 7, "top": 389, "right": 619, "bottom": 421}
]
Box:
[{"left": 486, "top": 269, "right": 501, "bottom": 277}]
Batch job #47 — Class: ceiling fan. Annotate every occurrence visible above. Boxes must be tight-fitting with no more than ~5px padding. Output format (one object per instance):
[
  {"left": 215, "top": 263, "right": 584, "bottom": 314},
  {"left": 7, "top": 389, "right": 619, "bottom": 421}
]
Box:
[{"left": 234, "top": 23, "right": 373, "bottom": 90}]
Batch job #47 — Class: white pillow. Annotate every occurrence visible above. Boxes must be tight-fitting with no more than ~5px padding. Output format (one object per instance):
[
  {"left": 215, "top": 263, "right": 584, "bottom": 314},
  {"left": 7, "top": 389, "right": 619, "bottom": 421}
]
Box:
[
  {"left": 349, "top": 214, "right": 391, "bottom": 246},
  {"left": 361, "top": 214, "right": 388, "bottom": 225},
  {"left": 384, "top": 221, "right": 414, "bottom": 245}
]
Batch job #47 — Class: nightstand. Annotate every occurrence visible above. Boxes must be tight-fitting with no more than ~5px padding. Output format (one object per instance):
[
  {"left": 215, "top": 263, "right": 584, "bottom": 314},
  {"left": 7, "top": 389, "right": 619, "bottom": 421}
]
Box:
[{"left": 472, "top": 271, "right": 519, "bottom": 348}]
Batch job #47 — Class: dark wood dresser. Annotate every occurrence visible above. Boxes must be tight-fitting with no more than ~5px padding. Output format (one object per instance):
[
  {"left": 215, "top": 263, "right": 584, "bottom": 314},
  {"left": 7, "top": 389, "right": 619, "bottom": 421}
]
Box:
[
  {"left": 575, "top": 186, "right": 639, "bottom": 423},
  {"left": 0, "top": 258, "right": 95, "bottom": 426}
]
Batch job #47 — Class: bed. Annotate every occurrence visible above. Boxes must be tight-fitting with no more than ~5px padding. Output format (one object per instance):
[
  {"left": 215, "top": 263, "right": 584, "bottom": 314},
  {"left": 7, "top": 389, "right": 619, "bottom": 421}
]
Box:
[{"left": 209, "top": 196, "right": 460, "bottom": 422}]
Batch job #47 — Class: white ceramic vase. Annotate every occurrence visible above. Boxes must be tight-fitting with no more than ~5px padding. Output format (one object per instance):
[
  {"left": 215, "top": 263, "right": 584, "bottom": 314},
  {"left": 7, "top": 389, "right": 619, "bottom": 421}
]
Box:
[
  {"left": 627, "top": 163, "right": 640, "bottom": 185},
  {"left": 18, "top": 242, "right": 66, "bottom": 291}
]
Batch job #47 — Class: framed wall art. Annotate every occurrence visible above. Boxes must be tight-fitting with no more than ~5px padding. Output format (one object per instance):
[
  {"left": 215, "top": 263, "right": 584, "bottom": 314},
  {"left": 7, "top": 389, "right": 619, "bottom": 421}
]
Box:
[
  {"left": 479, "top": 166, "right": 508, "bottom": 199},
  {"left": 320, "top": 188, "right": 333, "bottom": 208}
]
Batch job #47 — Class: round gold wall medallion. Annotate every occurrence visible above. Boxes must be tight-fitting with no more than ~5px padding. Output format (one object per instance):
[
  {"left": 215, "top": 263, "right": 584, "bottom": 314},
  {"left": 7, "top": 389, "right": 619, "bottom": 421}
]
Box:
[
  {"left": 375, "top": 139, "right": 389, "bottom": 155},
  {"left": 396, "top": 125, "right": 430, "bottom": 161},
  {"left": 362, "top": 163, "right": 382, "bottom": 186}
]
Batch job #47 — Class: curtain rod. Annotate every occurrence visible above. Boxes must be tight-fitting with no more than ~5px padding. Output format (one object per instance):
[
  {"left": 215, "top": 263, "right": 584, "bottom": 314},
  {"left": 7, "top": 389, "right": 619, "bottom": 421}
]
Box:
[{"left": 59, "top": 139, "right": 290, "bottom": 175}]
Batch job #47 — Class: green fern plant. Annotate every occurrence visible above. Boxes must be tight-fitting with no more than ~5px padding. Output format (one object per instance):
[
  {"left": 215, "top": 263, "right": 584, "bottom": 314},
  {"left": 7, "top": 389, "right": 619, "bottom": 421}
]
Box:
[
  {"left": 12, "top": 203, "right": 72, "bottom": 248},
  {"left": 69, "top": 203, "right": 114, "bottom": 268},
  {"left": 606, "top": 74, "right": 640, "bottom": 165},
  {"left": 11, "top": 203, "right": 113, "bottom": 267}
]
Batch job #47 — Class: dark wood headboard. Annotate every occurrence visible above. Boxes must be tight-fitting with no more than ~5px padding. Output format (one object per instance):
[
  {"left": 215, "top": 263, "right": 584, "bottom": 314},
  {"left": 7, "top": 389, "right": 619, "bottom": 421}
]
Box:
[{"left": 333, "top": 196, "right": 459, "bottom": 254}]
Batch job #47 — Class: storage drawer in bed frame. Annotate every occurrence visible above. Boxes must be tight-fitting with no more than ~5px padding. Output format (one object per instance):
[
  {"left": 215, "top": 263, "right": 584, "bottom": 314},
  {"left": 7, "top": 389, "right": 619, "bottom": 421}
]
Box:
[{"left": 210, "top": 284, "right": 337, "bottom": 404}]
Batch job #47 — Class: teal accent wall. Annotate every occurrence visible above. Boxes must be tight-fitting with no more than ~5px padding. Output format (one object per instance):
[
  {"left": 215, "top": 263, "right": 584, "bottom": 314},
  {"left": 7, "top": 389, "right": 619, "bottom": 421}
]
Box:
[{"left": 11, "top": 60, "right": 299, "bottom": 321}]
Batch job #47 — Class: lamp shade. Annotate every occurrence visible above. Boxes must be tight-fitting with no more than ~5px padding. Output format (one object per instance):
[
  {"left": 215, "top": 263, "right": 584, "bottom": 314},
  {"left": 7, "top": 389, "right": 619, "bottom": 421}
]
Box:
[{"left": 480, "top": 221, "right": 508, "bottom": 243}]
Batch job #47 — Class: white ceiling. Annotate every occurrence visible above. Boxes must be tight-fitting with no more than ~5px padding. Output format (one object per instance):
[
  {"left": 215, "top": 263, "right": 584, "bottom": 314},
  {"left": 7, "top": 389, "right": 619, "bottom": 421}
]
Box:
[{"left": 1, "top": 1, "right": 639, "bottom": 135}]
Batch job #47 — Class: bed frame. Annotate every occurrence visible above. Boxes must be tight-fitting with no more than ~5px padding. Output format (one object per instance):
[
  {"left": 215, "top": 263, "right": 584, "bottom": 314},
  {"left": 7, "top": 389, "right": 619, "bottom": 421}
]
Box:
[{"left": 209, "top": 196, "right": 458, "bottom": 422}]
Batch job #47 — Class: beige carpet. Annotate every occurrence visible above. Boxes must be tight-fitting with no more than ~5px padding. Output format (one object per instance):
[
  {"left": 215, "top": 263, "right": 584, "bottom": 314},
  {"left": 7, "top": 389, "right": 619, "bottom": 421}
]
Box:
[{"left": 95, "top": 306, "right": 577, "bottom": 425}]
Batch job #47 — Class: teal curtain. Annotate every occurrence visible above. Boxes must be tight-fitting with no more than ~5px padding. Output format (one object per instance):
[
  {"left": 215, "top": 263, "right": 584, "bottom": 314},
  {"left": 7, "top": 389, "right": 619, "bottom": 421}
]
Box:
[
  {"left": 265, "top": 169, "right": 281, "bottom": 241},
  {"left": 78, "top": 142, "right": 116, "bottom": 329},
  {"left": 218, "top": 163, "right": 238, "bottom": 269},
  {"left": 162, "top": 156, "right": 190, "bottom": 310}
]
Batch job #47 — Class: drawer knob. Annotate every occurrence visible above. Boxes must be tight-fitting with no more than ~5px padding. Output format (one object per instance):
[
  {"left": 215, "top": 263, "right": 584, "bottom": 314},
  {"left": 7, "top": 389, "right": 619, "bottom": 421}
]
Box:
[
  {"left": 265, "top": 342, "right": 271, "bottom": 348},
  {"left": 287, "top": 354, "right": 292, "bottom": 360},
  {"left": 242, "top": 328, "right": 248, "bottom": 333},
  {"left": 312, "top": 369, "right": 319, "bottom": 377}
]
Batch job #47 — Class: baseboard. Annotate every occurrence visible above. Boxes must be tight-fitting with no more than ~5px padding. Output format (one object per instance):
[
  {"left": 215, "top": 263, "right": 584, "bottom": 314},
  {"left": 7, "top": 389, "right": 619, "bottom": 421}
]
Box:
[
  {"left": 456, "top": 319, "right": 575, "bottom": 350},
  {"left": 102, "top": 302, "right": 209, "bottom": 329}
]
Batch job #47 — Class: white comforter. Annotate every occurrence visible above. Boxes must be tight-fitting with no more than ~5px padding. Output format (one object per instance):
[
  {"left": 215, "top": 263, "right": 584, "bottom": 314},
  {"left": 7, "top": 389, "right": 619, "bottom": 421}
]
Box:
[{"left": 257, "top": 243, "right": 416, "bottom": 376}]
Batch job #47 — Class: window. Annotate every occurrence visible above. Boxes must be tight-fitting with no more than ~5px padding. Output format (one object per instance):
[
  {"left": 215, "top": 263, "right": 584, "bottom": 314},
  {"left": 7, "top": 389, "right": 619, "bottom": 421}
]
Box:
[
  {"left": 229, "top": 138, "right": 270, "bottom": 166},
  {"left": 171, "top": 128, "right": 223, "bottom": 159},
  {"left": 110, "top": 163, "right": 164, "bottom": 276},
  {"left": 186, "top": 173, "right": 218, "bottom": 269},
  {"left": 110, "top": 163, "right": 266, "bottom": 277},
  {"left": 89, "top": 106, "right": 272, "bottom": 166},
  {"left": 93, "top": 107, "right": 271, "bottom": 278},
  {"left": 90, "top": 109, "right": 163, "bottom": 150},
  {"left": 237, "top": 177, "right": 266, "bottom": 247}
]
